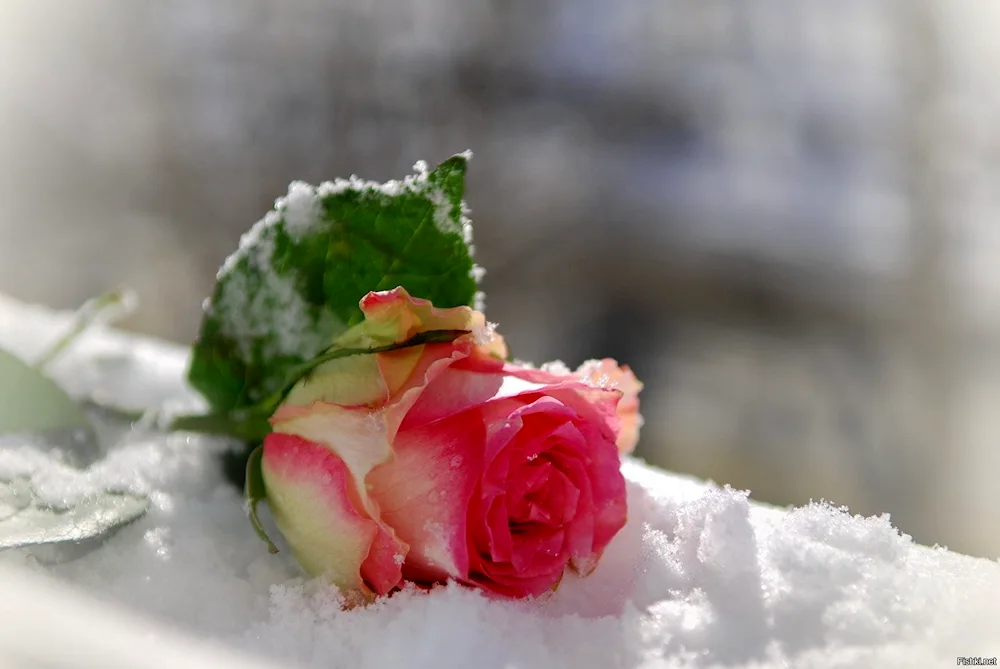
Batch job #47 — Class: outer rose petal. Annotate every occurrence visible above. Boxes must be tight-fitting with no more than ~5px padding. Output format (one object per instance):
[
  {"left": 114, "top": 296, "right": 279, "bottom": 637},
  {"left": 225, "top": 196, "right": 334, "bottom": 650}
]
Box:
[
  {"left": 270, "top": 402, "right": 410, "bottom": 592},
  {"left": 336, "top": 287, "right": 508, "bottom": 360},
  {"left": 576, "top": 359, "right": 644, "bottom": 454},
  {"left": 391, "top": 349, "right": 508, "bottom": 433},
  {"left": 505, "top": 359, "right": 644, "bottom": 454},
  {"left": 261, "top": 433, "right": 406, "bottom": 594},
  {"left": 281, "top": 287, "right": 506, "bottom": 411},
  {"left": 400, "top": 355, "right": 622, "bottom": 443},
  {"left": 271, "top": 402, "right": 392, "bottom": 501},
  {"left": 366, "top": 409, "right": 486, "bottom": 582},
  {"left": 377, "top": 340, "right": 484, "bottom": 440},
  {"left": 283, "top": 353, "right": 388, "bottom": 408}
]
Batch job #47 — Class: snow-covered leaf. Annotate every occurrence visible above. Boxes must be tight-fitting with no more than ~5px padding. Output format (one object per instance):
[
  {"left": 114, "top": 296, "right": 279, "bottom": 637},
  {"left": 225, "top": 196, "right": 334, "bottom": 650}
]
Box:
[
  {"left": 188, "top": 154, "right": 479, "bottom": 415},
  {"left": 0, "top": 348, "right": 93, "bottom": 437},
  {"left": 0, "top": 487, "right": 148, "bottom": 550}
]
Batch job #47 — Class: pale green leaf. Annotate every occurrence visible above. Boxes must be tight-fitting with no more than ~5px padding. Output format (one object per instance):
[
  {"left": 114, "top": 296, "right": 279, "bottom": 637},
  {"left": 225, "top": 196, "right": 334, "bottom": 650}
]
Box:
[{"left": 0, "top": 348, "right": 93, "bottom": 437}]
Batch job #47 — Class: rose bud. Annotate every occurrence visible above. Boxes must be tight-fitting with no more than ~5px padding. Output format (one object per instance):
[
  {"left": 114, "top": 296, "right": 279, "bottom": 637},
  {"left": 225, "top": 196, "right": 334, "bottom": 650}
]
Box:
[{"left": 260, "top": 287, "right": 638, "bottom": 599}]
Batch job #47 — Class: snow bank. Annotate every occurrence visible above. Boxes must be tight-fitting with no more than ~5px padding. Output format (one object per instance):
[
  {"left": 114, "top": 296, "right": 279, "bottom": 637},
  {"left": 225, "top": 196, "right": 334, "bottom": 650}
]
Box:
[{"left": 0, "top": 293, "right": 998, "bottom": 669}]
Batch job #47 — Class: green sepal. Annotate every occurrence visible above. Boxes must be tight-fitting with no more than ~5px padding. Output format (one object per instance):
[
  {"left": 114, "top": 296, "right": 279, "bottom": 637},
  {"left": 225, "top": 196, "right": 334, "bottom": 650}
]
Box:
[{"left": 245, "top": 443, "right": 278, "bottom": 554}]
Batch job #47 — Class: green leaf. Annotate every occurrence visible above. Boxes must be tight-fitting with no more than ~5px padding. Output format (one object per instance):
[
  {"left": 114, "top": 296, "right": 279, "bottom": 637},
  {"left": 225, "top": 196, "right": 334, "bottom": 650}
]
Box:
[
  {"left": 188, "top": 154, "right": 480, "bottom": 415},
  {"left": 0, "top": 348, "right": 93, "bottom": 437},
  {"left": 245, "top": 444, "right": 278, "bottom": 554},
  {"left": 0, "top": 487, "right": 148, "bottom": 551}
]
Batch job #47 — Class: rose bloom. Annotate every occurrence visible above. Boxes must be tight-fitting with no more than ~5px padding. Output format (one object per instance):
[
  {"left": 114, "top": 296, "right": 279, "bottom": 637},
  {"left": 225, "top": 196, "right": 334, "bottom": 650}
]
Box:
[{"left": 260, "top": 288, "right": 642, "bottom": 599}]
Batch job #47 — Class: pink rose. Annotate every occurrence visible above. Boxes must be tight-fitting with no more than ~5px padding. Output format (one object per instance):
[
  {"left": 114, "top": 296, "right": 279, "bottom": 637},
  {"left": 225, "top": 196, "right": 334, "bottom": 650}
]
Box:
[{"left": 260, "top": 288, "right": 635, "bottom": 599}]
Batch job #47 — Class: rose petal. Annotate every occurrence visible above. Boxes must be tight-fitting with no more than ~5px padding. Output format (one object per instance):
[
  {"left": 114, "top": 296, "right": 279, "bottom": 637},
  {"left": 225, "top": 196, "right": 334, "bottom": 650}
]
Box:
[
  {"left": 509, "top": 527, "right": 565, "bottom": 573},
  {"left": 283, "top": 353, "right": 389, "bottom": 408},
  {"left": 508, "top": 359, "right": 644, "bottom": 454},
  {"left": 576, "top": 359, "right": 644, "bottom": 454},
  {"left": 548, "top": 420, "right": 628, "bottom": 574},
  {"left": 526, "top": 462, "right": 580, "bottom": 527},
  {"left": 484, "top": 495, "right": 512, "bottom": 562},
  {"left": 358, "top": 288, "right": 477, "bottom": 345},
  {"left": 376, "top": 344, "right": 428, "bottom": 397},
  {"left": 379, "top": 340, "right": 486, "bottom": 439},
  {"left": 363, "top": 521, "right": 408, "bottom": 595},
  {"left": 333, "top": 288, "right": 508, "bottom": 360},
  {"left": 401, "top": 361, "right": 623, "bottom": 446},
  {"left": 271, "top": 402, "right": 391, "bottom": 506},
  {"left": 577, "top": 420, "right": 629, "bottom": 551},
  {"left": 545, "top": 446, "right": 596, "bottom": 561},
  {"left": 393, "top": 351, "right": 508, "bottom": 433},
  {"left": 271, "top": 402, "right": 410, "bottom": 575},
  {"left": 261, "top": 433, "right": 406, "bottom": 594},
  {"left": 366, "top": 410, "right": 486, "bottom": 582},
  {"left": 471, "top": 552, "right": 565, "bottom": 598},
  {"left": 507, "top": 459, "right": 553, "bottom": 518},
  {"left": 535, "top": 386, "right": 620, "bottom": 446}
]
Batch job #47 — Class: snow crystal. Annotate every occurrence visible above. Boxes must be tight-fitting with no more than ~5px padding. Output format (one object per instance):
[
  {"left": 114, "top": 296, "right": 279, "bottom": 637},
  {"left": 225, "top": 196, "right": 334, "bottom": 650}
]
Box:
[
  {"left": 539, "top": 360, "right": 573, "bottom": 376},
  {"left": 472, "top": 320, "right": 497, "bottom": 346},
  {"left": 277, "top": 181, "right": 321, "bottom": 240},
  {"left": 470, "top": 263, "right": 486, "bottom": 283},
  {"left": 2, "top": 294, "right": 1000, "bottom": 668},
  {"left": 473, "top": 290, "right": 486, "bottom": 312}
]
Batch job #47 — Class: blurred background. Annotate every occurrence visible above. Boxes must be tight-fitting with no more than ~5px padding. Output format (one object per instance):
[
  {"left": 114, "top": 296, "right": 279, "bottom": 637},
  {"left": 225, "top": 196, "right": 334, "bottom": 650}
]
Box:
[{"left": 1, "top": 1, "right": 998, "bottom": 558}]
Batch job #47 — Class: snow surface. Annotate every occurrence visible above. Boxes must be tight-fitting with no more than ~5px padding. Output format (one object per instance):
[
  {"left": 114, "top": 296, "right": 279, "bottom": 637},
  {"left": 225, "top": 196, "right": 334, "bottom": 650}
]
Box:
[{"left": 0, "top": 293, "right": 999, "bottom": 668}]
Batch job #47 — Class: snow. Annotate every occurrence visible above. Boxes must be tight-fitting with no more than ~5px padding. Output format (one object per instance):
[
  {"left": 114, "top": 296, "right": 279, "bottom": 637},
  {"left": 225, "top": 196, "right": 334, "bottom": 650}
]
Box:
[
  {"left": 279, "top": 182, "right": 322, "bottom": 241},
  {"left": 427, "top": 184, "right": 462, "bottom": 236},
  {"left": 1, "top": 292, "right": 1000, "bottom": 668}
]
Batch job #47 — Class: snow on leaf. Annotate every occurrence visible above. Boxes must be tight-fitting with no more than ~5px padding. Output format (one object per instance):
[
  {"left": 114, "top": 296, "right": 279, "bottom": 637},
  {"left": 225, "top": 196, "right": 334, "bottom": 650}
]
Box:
[
  {"left": 0, "top": 488, "right": 148, "bottom": 551},
  {"left": 188, "top": 154, "right": 480, "bottom": 414}
]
